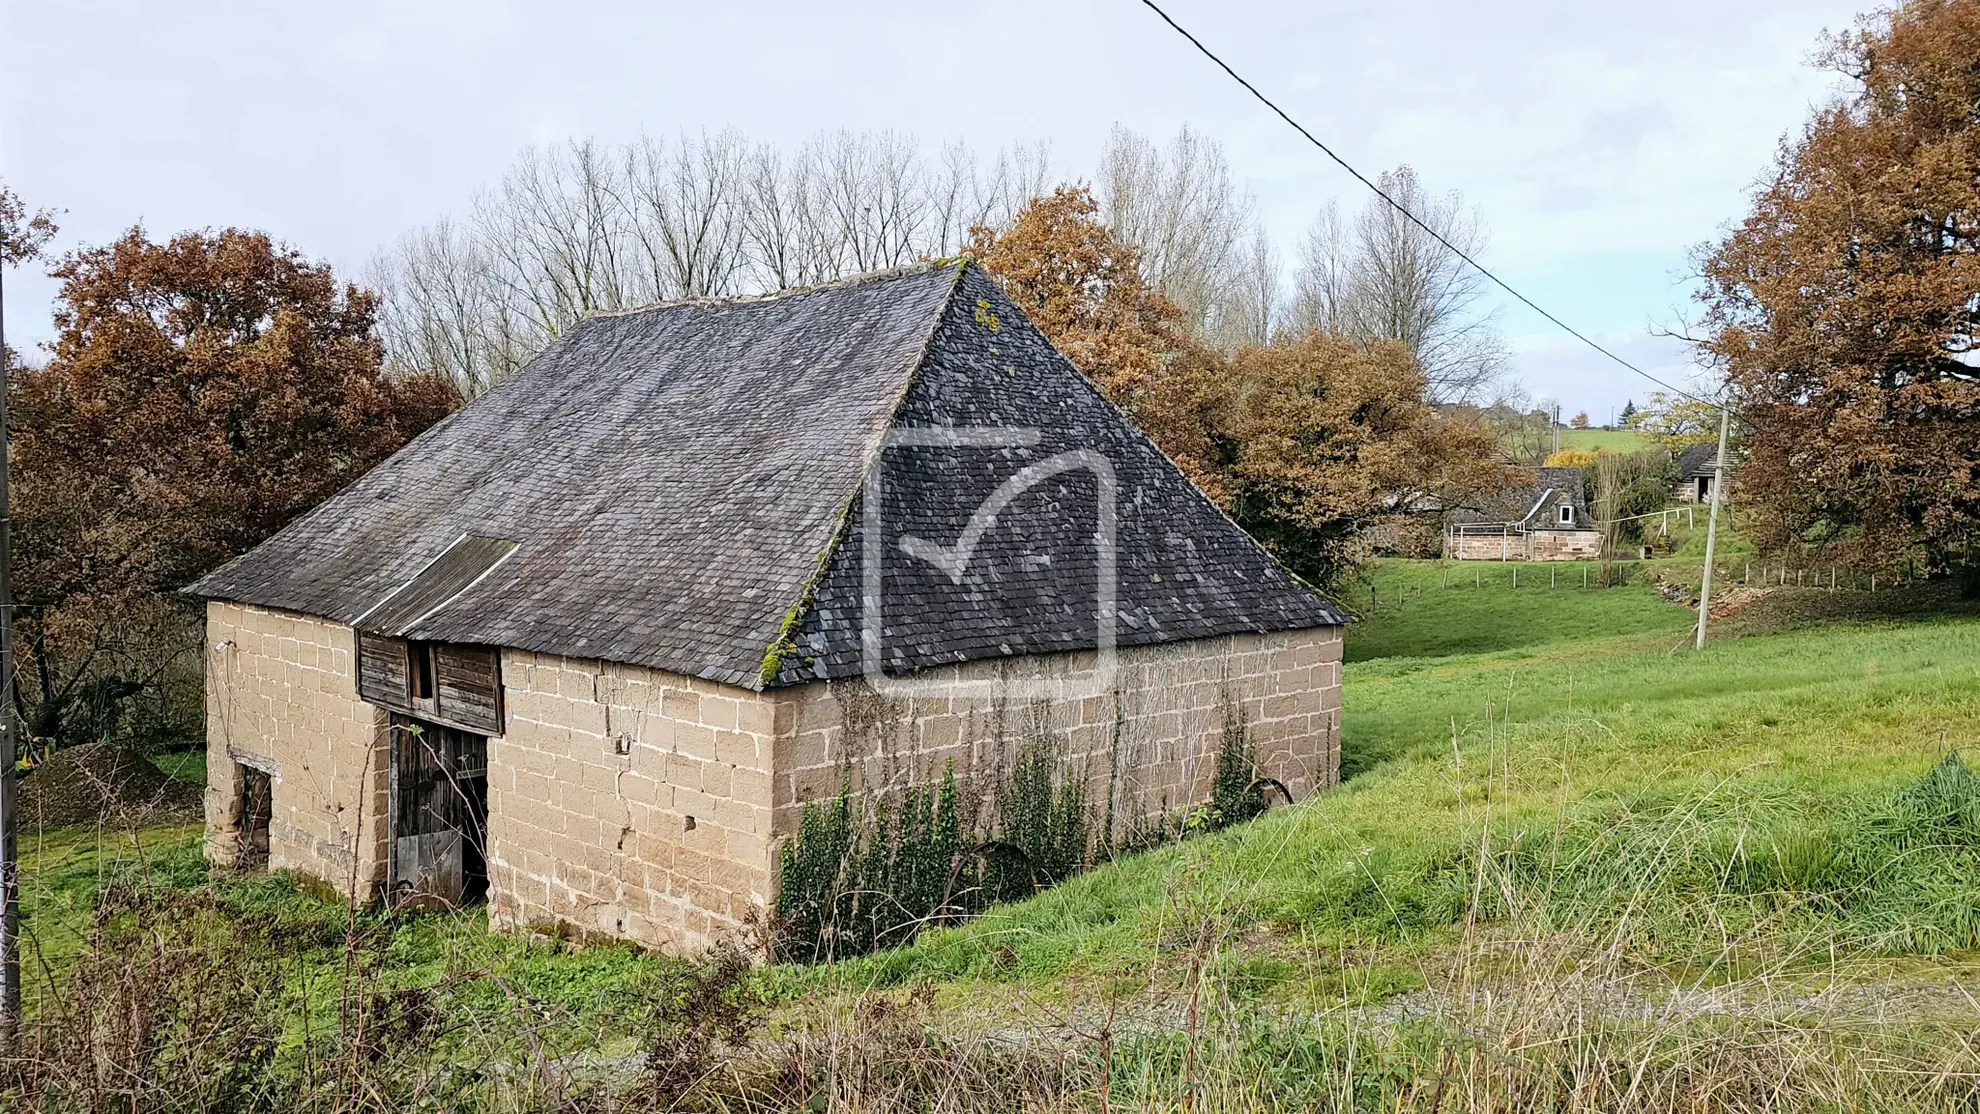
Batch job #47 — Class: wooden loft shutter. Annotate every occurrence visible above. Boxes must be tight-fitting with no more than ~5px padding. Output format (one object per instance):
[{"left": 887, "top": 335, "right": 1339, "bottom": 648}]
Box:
[
  {"left": 357, "top": 632, "right": 412, "bottom": 711},
  {"left": 433, "top": 645, "right": 503, "bottom": 735},
  {"left": 357, "top": 631, "right": 503, "bottom": 735}
]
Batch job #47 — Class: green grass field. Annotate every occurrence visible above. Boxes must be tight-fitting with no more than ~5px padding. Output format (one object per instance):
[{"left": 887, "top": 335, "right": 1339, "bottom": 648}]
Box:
[
  {"left": 1560, "top": 426, "right": 1653, "bottom": 453},
  {"left": 815, "top": 606, "right": 1980, "bottom": 989},
  {"left": 1339, "top": 558, "right": 1696, "bottom": 665}
]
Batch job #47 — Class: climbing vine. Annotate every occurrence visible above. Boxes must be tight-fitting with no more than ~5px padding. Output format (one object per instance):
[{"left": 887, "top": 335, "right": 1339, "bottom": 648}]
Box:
[
  {"left": 773, "top": 713, "right": 1281, "bottom": 963},
  {"left": 1208, "top": 711, "right": 1266, "bottom": 830}
]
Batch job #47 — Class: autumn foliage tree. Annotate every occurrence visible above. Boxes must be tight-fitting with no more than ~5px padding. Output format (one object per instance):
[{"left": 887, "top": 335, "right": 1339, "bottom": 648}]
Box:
[
  {"left": 974, "top": 188, "right": 1515, "bottom": 588},
  {"left": 11, "top": 227, "right": 459, "bottom": 747},
  {"left": 1140, "top": 333, "right": 1513, "bottom": 585},
  {"left": 1698, "top": 0, "right": 1980, "bottom": 579},
  {"left": 968, "top": 187, "right": 1187, "bottom": 407}
]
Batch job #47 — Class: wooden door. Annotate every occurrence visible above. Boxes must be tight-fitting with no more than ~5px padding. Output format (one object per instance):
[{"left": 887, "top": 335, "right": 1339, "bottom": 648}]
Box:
[{"left": 388, "top": 716, "right": 488, "bottom": 910}]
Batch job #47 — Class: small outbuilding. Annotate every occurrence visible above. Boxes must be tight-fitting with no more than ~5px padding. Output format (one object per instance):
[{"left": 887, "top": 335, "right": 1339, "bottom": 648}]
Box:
[
  {"left": 1444, "top": 466, "right": 1603, "bottom": 561},
  {"left": 189, "top": 260, "right": 1347, "bottom": 951},
  {"left": 1672, "top": 442, "right": 1730, "bottom": 503}
]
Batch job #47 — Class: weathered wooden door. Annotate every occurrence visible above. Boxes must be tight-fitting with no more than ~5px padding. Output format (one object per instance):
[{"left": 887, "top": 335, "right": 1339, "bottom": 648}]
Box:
[{"left": 388, "top": 715, "right": 489, "bottom": 910}]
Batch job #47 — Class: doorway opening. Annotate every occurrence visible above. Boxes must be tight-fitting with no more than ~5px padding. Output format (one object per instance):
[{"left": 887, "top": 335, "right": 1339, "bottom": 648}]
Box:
[
  {"left": 387, "top": 715, "right": 489, "bottom": 910},
  {"left": 236, "top": 765, "right": 272, "bottom": 871}
]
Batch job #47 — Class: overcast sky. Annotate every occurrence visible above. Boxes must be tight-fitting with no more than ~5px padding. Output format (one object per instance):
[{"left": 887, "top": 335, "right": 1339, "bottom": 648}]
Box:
[{"left": 3, "top": 0, "right": 1862, "bottom": 417}]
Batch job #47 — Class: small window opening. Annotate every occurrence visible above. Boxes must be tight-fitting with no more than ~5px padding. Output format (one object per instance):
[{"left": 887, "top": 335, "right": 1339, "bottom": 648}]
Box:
[
  {"left": 410, "top": 643, "right": 435, "bottom": 700},
  {"left": 1558, "top": 504, "right": 1575, "bottom": 525},
  {"left": 683, "top": 815, "right": 697, "bottom": 833},
  {"left": 237, "top": 765, "right": 272, "bottom": 871}
]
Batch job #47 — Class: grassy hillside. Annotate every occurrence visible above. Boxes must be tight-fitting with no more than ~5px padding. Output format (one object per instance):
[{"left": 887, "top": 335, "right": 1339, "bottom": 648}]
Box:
[
  {"left": 1561, "top": 426, "right": 1653, "bottom": 453},
  {"left": 821, "top": 615, "right": 1980, "bottom": 988},
  {"left": 1340, "top": 558, "right": 1695, "bottom": 665}
]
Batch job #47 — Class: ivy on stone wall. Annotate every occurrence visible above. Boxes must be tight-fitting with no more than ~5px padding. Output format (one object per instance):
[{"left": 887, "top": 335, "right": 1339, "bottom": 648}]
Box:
[
  {"left": 1208, "top": 713, "right": 1266, "bottom": 830},
  {"left": 772, "top": 715, "right": 1279, "bottom": 963},
  {"left": 773, "top": 767, "right": 967, "bottom": 963}
]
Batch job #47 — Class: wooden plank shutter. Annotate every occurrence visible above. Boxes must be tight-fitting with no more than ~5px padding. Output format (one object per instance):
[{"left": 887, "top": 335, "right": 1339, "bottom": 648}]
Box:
[
  {"left": 433, "top": 645, "right": 503, "bottom": 734},
  {"left": 357, "top": 632, "right": 412, "bottom": 711}
]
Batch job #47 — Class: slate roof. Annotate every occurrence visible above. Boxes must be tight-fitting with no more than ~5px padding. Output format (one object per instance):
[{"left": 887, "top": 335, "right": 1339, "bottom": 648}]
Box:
[
  {"left": 1676, "top": 442, "right": 1725, "bottom": 480},
  {"left": 190, "top": 261, "right": 1345, "bottom": 690},
  {"left": 1449, "top": 466, "right": 1593, "bottom": 531}
]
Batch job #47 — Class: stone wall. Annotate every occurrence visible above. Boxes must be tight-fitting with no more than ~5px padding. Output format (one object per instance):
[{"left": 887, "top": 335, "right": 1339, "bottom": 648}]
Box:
[
  {"left": 205, "top": 603, "right": 1344, "bottom": 955},
  {"left": 203, "top": 601, "right": 389, "bottom": 897},
  {"left": 1526, "top": 530, "right": 1604, "bottom": 561},
  {"left": 1445, "top": 530, "right": 1603, "bottom": 562},
  {"left": 773, "top": 627, "right": 1344, "bottom": 847},
  {"left": 485, "top": 652, "right": 781, "bottom": 951}
]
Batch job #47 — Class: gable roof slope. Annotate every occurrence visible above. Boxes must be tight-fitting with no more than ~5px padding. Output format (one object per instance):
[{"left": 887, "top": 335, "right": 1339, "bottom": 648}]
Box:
[
  {"left": 1451, "top": 466, "right": 1591, "bottom": 529},
  {"left": 192, "top": 261, "right": 1343, "bottom": 689},
  {"left": 776, "top": 264, "right": 1344, "bottom": 683},
  {"left": 191, "top": 264, "right": 962, "bottom": 687}
]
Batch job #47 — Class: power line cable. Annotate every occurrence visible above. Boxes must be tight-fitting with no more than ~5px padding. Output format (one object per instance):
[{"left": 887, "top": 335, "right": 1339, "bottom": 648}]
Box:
[{"left": 1134, "top": 0, "right": 1719, "bottom": 411}]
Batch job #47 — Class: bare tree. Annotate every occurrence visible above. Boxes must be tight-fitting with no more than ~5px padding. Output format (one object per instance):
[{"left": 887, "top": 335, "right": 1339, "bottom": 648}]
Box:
[
  {"left": 1219, "top": 225, "right": 1282, "bottom": 348},
  {"left": 476, "top": 139, "right": 638, "bottom": 341},
  {"left": 928, "top": 140, "right": 1054, "bottom": 253},
  {"left": 370, "top": 218, "right": 531, "bottom": 398},
  {"left": 1288, "top": 166, "right": 1505, "bottom": 403},
  {"left": 1289, "top": 202, "right": 1357, "bottom": 337},
  {"left": 617, "top": 130, "right": 749, "bottom": 301},
  {"left": 739, "top": 142, "right": 831, "bottom": 290},
  {"left": 1099, "top": 125, "right": 1266, "bottom": 344}
]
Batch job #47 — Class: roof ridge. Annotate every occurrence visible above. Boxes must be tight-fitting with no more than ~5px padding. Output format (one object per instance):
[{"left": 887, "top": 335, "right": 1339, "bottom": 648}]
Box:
[
  {"left": 752, "top": 259, "right": 975, "bottom": 688},
  {"left": 584, "top": 258, "right": 966, "bottom": 321}
]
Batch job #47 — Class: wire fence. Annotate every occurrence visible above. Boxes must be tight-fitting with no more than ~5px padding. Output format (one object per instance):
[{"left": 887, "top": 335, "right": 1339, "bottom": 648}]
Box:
[{"left": 1361, "top": 558, "right": 1928, "bottom": 614}]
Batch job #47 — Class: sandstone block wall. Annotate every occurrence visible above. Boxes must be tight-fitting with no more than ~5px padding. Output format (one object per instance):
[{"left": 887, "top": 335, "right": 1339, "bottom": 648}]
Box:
[
  {"left": 1527, "top": 530, "right": 1604, "bottom": 561},
  {"left": 206, "top": 603, "right": 1345, "bottom": 956},
  {"left": 772, "top": 627, "right": 1344, "bottom": 846},
  {"left": 485, "top": 652, "right": 781, "bottom": 951},
  {"left": 1445, "top": 531, "right": 1603, "bottom": 562},
  {"left": 203, "top": 601, "right": 389, "bottom": 898}
]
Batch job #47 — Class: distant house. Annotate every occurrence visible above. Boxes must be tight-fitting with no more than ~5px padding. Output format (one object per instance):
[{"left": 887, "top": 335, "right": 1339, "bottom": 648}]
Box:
[
  {"left": 188, "top": 260, "right": 1348, "bottom": 952},
  {"left": 1444, "top": 466, "right": 1602, "bottom": 561},
  {"left": 1673, "top": 443, "right": 1730, "bottom": 503}
]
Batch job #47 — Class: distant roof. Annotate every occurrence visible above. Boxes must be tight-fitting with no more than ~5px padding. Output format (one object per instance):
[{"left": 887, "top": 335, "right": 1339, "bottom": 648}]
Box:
[
  {"left": 1676, "top": 442, "right": 1726, "bottom": 479},
  {"left": 1450, "top": 466, "right": 1593, "bottom": 531},
  {"left": 190, "top": 261, "right": 1344, "bottom": 689}
]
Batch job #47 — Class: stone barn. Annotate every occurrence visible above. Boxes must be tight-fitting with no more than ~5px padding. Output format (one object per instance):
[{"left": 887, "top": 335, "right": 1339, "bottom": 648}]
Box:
[
  {"left": 189, "top": 260, "right": 1347, "bottom": 952},
  {"left": 1673, "top": 442, "right": 1731, "bottom": 503},
  {"left": 1445, "top": 465, "right": 1603, "bottom": 561}
]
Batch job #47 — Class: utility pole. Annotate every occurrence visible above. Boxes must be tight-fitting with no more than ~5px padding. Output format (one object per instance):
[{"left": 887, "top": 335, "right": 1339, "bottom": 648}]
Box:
[
  {"left": 0, "top": 248, "right": 17, "bottom": 1039},
  {"left": 1551, "top": 403, "right": 1560, "bottom": 457},
  {"left": 1693, "top": 407, "right": 1732, "bottom": 650}
]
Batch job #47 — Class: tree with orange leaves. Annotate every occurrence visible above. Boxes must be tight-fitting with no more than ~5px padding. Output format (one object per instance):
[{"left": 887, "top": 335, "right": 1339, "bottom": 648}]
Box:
[
  {"left": 11, "top": 227, "right": 459, "bottom": 747},
  {"left": 1698, "top": 0, "right": 1980, "bottom": 581},
  {"left": 968, "top": 186, "right": 1187, "bottom": 407},
  {"left": 974, "top": 189, "right": 1516, "bottom": 588},
  {"left": 1139, "top": 333, "right": 1513, "bottom": 586}
]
